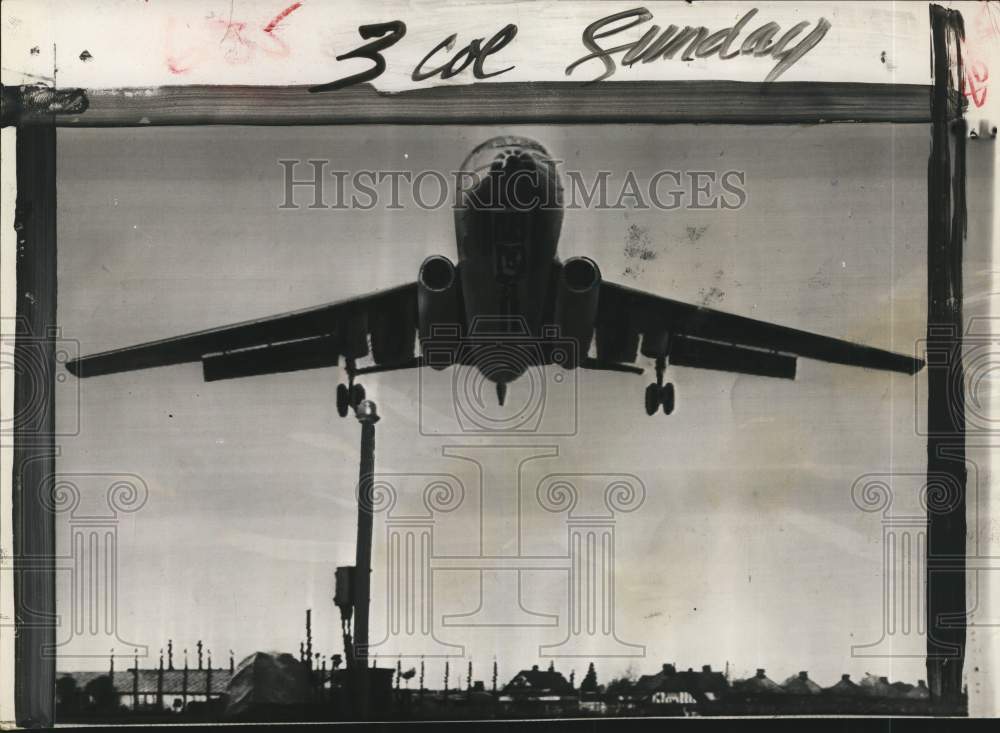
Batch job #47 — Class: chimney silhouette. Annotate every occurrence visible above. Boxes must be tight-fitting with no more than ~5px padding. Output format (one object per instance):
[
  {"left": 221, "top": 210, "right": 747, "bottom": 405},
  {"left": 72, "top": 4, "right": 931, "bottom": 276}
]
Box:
[
  {"left": 132, "top": 649, "right": 140, "bottom": 709},
  {"left": 182, "top": 650, "right": 189, "bottom": 709},
  {"left": 756, "top": 668, "right": 766, "bottom": 678},
  {"left": 167, "top": 639, "right": 174, "bottom": 670},
  {"left": 197, "top": 640, "right": 203, "bottom": 670},
  {"left": 157, "top": 649, "right": 164, "bottom": 709},
  {"left": 702, "top": 665, "right": 712, "bottom": 673},
  {"left": 305, "top": 609, "right": 313, "bottom": 669}
]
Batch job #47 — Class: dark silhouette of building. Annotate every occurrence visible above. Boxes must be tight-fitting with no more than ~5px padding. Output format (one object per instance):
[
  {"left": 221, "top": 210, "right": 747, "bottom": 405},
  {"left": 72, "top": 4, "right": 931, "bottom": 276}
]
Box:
[
  {"left": 57, "top": 643, "right": 235, "bottom": 716},
  {"left": 859, "top": 674, "right": 893, "bottom": 698},
  {"left": 824, "top": 673, "right": 862, "bottom": 697},
  {"left": 905, "top": 680, "right": 931, "bottom": 700},
  {"left": 499, "top": 664, "right": 576, "bottom": 715},
  {"left": 631, "top": 663, "right": 728, "bottom": 712},
  {"left": 55, "top": 651, "right": 953, "bottom": 720},
  {"left": 734, "top": 668, "right": 785, "bottom": 695},
  {"left": 781, "top": 671, "right": 822, "bottom": 695}
]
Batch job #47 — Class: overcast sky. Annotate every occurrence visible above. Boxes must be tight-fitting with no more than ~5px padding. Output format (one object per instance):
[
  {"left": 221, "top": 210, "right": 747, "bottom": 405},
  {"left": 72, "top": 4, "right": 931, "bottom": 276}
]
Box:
[{"left": 54, "top": 123, "right": 929, "bottom": 688}]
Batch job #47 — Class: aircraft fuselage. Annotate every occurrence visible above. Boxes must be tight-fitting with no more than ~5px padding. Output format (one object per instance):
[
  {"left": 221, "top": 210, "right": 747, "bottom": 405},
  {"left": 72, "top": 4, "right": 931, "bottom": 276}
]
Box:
[{"left": 451, "top": 136, "right": 566, "bottom": 385}]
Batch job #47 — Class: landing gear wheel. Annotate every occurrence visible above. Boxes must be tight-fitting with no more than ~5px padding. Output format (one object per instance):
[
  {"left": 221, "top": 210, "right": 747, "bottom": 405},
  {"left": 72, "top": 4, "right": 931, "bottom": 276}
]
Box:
[
  {"left": 661, "top": 383, "right": 675, "bottom": 415},
  {"left": 645, "top": 383, "right": 659, "bottom": 416},
  {"left": 349, "top": 383, "right": 366, "bottom": 407},
  {"left": 336, "top": 384, "right": 350, "bottom": 418}
]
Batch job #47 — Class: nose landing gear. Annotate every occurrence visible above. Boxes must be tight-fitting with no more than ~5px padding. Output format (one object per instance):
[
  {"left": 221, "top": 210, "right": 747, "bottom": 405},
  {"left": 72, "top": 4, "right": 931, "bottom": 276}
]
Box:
[
  {"left": 337, "top": 358, "right": 367, "bottom": 418},
  {"left": 644, "top": 356, "right": 675, "bottom": 416}
]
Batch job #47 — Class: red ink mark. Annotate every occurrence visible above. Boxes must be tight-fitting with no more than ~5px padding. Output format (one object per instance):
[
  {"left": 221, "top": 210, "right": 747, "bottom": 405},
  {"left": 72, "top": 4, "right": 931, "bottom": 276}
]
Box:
[
  {"left": 263, "top": 2, "right": 302, "bottom": 35},
  {"left": 165, "top": 3, "right": 298, "bottom": 74},
  {"left": 165, "top": 17, "right": 196, "bottom": 74},
  {"left": 964, "top": 60, "right": 989, "bottom": 108},
  {"left": 213, "top": 17, "right": 255, "bottom": 64},
  {"left": 958, "top": 38, "right": 991, "bottom": 109},
  {"left": 971, "top": 1, "right": 1000, "bottom": 42},
  {"left": 956, "top": 2, "right": 999, "bottom": 109}
]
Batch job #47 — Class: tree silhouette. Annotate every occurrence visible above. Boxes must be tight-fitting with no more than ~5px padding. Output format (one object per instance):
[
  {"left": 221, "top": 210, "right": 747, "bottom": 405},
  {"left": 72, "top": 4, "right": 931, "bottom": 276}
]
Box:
[
  {"left": 401, "top": 667, "right": 416, "bottom": 689},
  {"left": 581, "top": 662, "right": 598, "bottom": 693},
  {"left": 84, "top": 675, "right": 118, "bottom": 714},
  {"left": 56, "top": 676, "right": 79, "bottom": 715}
]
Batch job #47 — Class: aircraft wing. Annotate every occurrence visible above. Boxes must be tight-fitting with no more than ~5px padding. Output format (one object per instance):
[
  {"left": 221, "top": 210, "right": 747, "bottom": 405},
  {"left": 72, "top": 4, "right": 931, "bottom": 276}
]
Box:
[
  {"left": 66, "top": 282, "right": 418, "bottom": 381},
  {"left": 595, "top": 280, "right": 924, "bottom": 378}
]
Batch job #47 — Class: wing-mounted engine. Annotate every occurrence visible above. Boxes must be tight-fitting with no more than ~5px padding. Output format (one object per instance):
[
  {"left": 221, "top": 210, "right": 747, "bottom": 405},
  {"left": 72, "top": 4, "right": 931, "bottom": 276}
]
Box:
[
  {"left": 417, "top": 255, "right": 463, "bottom": 370},
  {"left": 553, "top": 256, "right": 601, "bottom": 368}
]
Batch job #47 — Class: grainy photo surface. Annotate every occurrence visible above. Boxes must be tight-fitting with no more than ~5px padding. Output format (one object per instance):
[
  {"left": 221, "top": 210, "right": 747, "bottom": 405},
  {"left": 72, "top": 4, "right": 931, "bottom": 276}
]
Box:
[
  {"left": 47, "top": 122, "right": 939, "bottom": 719},
  {"left": 1, "top": 0, "right": 996, "bottom": 726}
]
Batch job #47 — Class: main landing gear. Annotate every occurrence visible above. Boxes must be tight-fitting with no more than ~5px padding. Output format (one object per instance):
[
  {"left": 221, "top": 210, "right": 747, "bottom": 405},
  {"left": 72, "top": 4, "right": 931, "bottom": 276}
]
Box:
[
  {"left": 337, "top": 358, "right": 367, "bottom": 418},
  {"left": 645, "top": 355, "right": 675, "bottom": 416}
]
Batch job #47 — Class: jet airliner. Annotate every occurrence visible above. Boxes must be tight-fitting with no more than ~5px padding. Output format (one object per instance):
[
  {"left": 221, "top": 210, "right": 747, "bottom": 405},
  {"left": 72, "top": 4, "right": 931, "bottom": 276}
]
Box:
[{"left": 66, "top": 136, "right": 923, "bottom": 416}]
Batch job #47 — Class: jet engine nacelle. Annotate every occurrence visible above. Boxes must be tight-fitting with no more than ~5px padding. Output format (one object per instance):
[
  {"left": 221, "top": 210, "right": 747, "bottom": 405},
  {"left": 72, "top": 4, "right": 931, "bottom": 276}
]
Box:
[
  {"left": 418, "top": 255, "right": 462, "bottom": 369},
  {"left": 554, "top": 256, "right": 601, "bottom": 368}
]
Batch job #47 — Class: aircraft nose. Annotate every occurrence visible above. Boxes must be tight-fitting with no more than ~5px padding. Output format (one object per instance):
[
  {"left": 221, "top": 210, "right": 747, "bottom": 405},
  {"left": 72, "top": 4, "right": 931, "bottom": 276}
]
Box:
[
  {"left": 461, "top": 136, "right": 550, "bottom": 177},
  {"left": 490, "top": 147, "right": 536, "bottom": 174}
]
